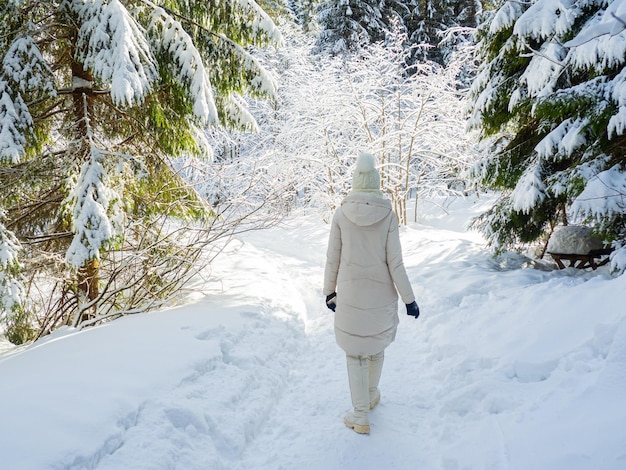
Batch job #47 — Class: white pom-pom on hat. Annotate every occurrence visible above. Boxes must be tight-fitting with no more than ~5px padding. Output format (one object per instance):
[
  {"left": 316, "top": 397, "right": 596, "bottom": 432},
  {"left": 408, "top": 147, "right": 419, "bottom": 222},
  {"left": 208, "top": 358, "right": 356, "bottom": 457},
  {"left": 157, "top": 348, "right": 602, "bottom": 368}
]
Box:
[
  {"left": 352, "top": 152, "right": 381, "bottom": 192},
  {"left": 355, "top": 152, "right": 376, "bottom": 172}
]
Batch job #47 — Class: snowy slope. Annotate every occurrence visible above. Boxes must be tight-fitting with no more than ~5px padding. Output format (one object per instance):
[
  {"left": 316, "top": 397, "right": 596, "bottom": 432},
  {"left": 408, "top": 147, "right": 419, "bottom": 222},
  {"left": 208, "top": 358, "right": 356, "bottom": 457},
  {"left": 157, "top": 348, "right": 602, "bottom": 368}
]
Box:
[{"left": 0, "top": 196, "right": 625, "bottom": 470}]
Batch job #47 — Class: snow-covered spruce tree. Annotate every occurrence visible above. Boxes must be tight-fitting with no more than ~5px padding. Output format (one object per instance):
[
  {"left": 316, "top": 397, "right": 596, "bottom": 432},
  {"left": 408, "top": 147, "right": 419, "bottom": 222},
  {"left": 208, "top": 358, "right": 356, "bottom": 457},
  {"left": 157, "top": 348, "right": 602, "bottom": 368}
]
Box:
[
  {"left": 315, "top": 0, "right": 392, "bottom": 53},
  {"left": 0, "top": 0, "right": 280, "bottom": 339},
  {"left": 468, "top": 0, "right": 626, "bottom": 271},
  {"left": 400, "top": 0, "right": 481, "bottom": 65},
  {"left": 287, "top": 0, "right": 321, "bottom": 32}
]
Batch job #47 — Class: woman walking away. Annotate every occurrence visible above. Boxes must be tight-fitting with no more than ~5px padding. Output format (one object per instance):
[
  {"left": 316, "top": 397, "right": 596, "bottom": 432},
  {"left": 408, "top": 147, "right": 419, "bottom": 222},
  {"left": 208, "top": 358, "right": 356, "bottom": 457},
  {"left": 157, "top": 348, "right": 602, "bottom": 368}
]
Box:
[{"left": 323, "top": 152, "right": 420, "bottom": 435}]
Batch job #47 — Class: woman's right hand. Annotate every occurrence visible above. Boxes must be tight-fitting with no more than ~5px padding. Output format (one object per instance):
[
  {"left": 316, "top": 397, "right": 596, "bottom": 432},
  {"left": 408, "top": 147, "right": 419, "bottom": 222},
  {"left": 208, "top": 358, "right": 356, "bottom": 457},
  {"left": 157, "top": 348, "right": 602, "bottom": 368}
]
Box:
[{"left": 406, "top": 301, "right": 420, "bottom": 319}]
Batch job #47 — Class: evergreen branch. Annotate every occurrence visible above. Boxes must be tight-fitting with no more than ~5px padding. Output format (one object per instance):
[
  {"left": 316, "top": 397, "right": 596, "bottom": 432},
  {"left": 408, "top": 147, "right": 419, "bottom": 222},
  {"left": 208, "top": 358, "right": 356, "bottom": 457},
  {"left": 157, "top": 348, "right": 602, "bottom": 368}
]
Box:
[
  {"left": 5, "top": 188, "right": 64, "bottom": 230},
  {"left": 57, "top": 87, "right": 111, "bottom": 95},
  {"left": 23, "top": 232, "right": 73, "bottom": 243},
  {"left": 32, "top": 99, "right": 68, "bottom": 121},
  {"left": 140, "top": 0, "right": 265, "bottom": 52},
  {"left": 519, "top": 40, "right": 566, "bottom": 68},
  {"left": 146, "top": 1, "right": 221, "bottom": 40},
  {"left": 563, "top": 14, "right": 626, "bottom": 48}
]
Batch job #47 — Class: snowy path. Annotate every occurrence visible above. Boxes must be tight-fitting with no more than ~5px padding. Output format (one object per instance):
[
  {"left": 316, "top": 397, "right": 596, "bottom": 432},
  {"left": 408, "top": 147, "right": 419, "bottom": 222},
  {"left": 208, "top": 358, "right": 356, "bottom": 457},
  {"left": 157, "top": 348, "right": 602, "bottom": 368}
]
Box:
[
  {"left": 1, "top": 202, "right": 625, "bottom": 469},
  {"left": 227, "top": 224, "right": 427, "bottom": 470},
  {"left": 224, "top": 215, "right": 626, "bottom": 470}
]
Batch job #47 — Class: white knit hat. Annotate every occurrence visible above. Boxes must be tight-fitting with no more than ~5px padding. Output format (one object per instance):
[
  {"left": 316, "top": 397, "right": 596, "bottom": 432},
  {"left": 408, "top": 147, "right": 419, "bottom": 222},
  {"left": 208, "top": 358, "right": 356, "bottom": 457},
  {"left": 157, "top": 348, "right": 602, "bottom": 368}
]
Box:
[{"left": 352, "top": 152, "right": 381, "bottom": 192}]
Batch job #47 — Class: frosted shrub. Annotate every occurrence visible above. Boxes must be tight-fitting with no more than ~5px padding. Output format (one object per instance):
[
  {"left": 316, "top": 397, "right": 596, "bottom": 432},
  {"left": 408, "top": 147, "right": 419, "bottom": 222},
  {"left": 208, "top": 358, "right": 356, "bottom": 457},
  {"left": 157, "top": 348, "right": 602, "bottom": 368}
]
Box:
[{"left": 215, "top": 23, "right": 480, "bottom": 223}]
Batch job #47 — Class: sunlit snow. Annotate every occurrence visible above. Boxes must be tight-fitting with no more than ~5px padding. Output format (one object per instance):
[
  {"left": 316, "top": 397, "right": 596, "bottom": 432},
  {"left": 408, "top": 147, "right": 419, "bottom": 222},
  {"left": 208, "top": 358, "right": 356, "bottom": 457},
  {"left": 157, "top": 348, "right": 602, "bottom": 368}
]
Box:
[{"left": 1, "top": 197, "right": 624, "bottom": 469}]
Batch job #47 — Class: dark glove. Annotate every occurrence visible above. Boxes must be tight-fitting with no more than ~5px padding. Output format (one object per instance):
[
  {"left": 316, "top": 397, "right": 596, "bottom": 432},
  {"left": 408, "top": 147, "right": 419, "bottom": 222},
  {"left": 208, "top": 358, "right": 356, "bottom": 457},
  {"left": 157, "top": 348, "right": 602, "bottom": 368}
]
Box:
[
  {"left": 326, "top": 293, "right": 337, "bottom": 312},
  {"left": 406, "top": 301, "right": 420, "bottom": 319}
]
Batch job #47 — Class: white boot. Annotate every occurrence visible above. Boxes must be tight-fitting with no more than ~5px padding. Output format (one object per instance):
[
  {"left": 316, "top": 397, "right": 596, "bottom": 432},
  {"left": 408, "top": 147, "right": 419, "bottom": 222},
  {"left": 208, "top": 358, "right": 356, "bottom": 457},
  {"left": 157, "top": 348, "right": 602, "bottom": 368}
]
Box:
[
  {"left": 368, "top": 351, "right": 384, "bottom": 410},
  {"left": 345, "top": 355, "right": 370, "bottom": 434}
]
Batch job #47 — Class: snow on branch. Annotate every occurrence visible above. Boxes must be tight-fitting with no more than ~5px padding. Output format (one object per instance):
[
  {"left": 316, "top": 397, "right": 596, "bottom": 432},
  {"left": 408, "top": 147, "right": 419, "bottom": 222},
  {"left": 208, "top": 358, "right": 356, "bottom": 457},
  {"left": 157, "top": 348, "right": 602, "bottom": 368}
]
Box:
[
  {"left": 489, "top": 1, "right": 525, "bottom": 34},
  {"left": 235, "top": 42, "right": 277, "bottom": 99},
  {"left": 519, "top": 41, "right": 566, "bottom": 98},
  {"left": 234, "top": 0, "right": 283, "bottom": 45},
  {"left": 513, "top": 0, "right": 581, "bottom": 41},
  {"left": 534, "top": 117, "right": 588, "bottom": 160},
  {"left": 511, "top": 161, "right": 547, "bottom": 213},
  {"left": 65, "top": 95, "right": 120, "bottom": 269},
  {"left": 571, "top": 165, "right": 626, "bottom": 223},
  {"left": 608, "top": 67, "right": 626, "bottom": 138},
  {"left": 0, "top": 216, "right": 24, "bottom": 317},
  {"left": 221, "top": 92, "right": 259, "bottom": 133},
  {"left": 65, "top": 149, "right": 118, "bottom": 268},
  {"left": 0, "top": 32, "right": 56, "bottom": 163},
  {"left": 2, "top": 35, "right": 56, "bottom": 98},
  {"left": 148, "top": 7, "right": 219, "bottom": 124},
  {"left": 214, "top": 38, "right": 277, "bottom": 131},
  {"left": 0, "top": 220, "right": 20, "bottom": 271},
  {"left": 74, "top": 0, "right": 158, "bottom": 107},
  {"left": 0, "top": 80, "right": 32, "bottom": 163},
  {"left": 564, "top": 0, "right": 626, "bottom": 70},
  {"left": 564, "top": 3, "right": 626, "bottom": 49},
  {"left": 468, "top": 66, "right": 505, "bottom": 129}
]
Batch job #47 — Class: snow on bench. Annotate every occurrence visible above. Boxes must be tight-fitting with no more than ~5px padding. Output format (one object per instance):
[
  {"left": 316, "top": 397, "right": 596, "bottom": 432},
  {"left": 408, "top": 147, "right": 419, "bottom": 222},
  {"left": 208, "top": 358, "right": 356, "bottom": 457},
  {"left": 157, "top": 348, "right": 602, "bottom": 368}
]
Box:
[{"left": 546, "top": 225, "right": 613, "bottom": 270}]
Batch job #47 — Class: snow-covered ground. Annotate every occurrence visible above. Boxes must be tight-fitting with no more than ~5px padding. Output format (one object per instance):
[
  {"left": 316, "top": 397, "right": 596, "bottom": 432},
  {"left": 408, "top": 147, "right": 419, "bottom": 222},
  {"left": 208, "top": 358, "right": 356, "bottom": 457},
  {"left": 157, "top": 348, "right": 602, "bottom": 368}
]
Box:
[{"left": 1, "top": 196, "right": 625, "bottom": 470}]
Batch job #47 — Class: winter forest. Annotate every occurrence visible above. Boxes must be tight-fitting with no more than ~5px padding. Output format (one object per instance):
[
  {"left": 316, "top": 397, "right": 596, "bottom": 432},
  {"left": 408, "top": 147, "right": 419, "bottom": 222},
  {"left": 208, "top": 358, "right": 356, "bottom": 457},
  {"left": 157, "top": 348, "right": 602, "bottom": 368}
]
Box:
[
  {"left": 1, "top": 0, "right": 623, "bottom": 344},
  {"left": 0, "top": 0, "right": 626, "bottom": 467}
]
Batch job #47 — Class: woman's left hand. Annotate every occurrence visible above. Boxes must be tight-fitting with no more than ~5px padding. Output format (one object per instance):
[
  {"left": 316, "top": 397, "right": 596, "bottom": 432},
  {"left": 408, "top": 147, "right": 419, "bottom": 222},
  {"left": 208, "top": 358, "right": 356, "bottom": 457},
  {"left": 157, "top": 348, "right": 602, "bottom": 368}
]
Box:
[{"left": 325, "top": 293, "right": 337, "bottom": 312}]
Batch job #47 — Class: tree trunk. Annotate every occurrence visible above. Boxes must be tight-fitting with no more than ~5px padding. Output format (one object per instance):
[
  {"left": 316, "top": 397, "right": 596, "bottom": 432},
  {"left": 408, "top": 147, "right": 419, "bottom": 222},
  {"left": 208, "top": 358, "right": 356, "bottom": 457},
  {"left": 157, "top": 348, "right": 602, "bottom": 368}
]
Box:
[
  {"left": 71, "top": 59, "right": 99, "bottom": 323},
  {"left": 77, "top": 258, "right": 100, "bottom": 323}
]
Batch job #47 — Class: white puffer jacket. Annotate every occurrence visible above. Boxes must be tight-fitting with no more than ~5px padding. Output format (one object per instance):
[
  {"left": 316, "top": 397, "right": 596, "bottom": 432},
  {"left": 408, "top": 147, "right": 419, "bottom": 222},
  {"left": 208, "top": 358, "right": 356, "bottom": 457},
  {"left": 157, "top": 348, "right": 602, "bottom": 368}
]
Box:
[{"left": 324, "top": 192, "right": 415, "bottom": 356}]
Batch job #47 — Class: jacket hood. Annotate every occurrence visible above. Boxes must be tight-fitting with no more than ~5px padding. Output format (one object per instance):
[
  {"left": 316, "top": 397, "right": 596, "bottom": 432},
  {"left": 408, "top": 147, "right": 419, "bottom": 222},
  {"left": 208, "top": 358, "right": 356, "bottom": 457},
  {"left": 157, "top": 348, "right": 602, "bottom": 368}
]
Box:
[{"left": 341, "top": 192, "right": 392, "bottom": 227}]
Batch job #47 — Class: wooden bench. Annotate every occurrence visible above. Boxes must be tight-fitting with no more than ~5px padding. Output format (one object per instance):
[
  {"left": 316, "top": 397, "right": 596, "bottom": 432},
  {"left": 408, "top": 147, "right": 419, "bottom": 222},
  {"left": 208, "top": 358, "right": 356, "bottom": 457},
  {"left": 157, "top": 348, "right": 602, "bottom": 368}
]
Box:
[{"left": 548, "top": 248, "right": 614, "bottom": 270}]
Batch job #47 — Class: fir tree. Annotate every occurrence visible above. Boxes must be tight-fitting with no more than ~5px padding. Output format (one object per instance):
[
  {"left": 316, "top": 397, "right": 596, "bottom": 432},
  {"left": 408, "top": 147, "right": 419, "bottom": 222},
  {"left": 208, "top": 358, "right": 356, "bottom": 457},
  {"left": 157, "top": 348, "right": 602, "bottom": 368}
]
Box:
[
  {"left": 315, "top": 0, "right": 391, "bottom": 53},
  {"left": 313, "top": 0, "right": 480, "bottom": 60},
  {"left": 397, "top": 0, "right": 480, "bottom": 65},
  {"left": 288, "top": 0, "right": 321, "bottom": 32},
  {"left": 0, "top": 0, "right": 281, "bottom": 337},
  {"left": 468, "top": 0, "right": 626, "bottom": 268}
]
